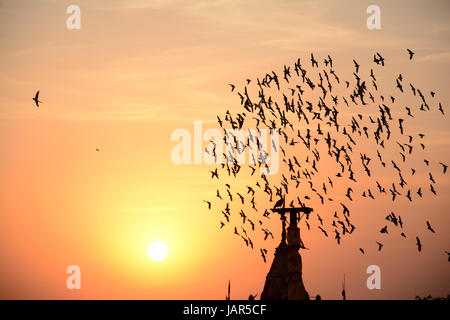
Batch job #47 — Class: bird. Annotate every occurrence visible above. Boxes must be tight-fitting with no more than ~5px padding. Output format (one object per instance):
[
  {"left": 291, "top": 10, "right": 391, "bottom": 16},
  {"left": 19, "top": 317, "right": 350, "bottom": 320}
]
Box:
[
  {"left": 439, "top": 162, "right": 447, "bottom": 174},
  {"left": 210, "top": 168, "right": 219, "bottom": 179},
  {"left": 318, "top": 226, "right": 328, "bottom": 237},
  {"left": 375, "top": 52, "right": 385, "bottom": 66},
  {"left": 416, "top": 237, "right": 422, "bottom": 252},
  {"left": 417, "top": 188, "right": 423, "bottom": 198},
  {"left": 310, "top": 53, "right": 318, "bottom": 68},
  {"left": 429, "top": 173, "right": 435, "bottom": 184},
  {"left": 260, "top": 249, "right": 267, "bottom": 263},
  {"left": 273, "top": 195, "right": 285, "bottom": 208},
  {"left": 426, "top": 221, "right": 435, "bottom": 233},
  {"left": 438, "top": 102, "right": 444, "bottom": 115},
  {"left": 353, "top": 60, "right": 360, "bottom": 73},
  {"left": 317, "top": 214, "right": 323, "bottom": 225},
  {"left": 203, "top": 201, "right": 211, "bottom": 210},
  {"left": 406, "top": 49, "right": 415, "bottom": 60},
  {"left": 406, "top": 190, "right": 412, "bottom": 202},
  {"left": 248, "top": 293, "right": 258, "bottom": 300},
  {"left": 376, "top": 242, "right": 383, "bottom": 251},
  {"left": 345, "top": 188, "right": 353, "bottom": 201},
  {"left": 32, "top": 91, "right": 42, "bottom": 107},
  {"left": 430, "top": 184, "right": 437, "bottom": 195}
]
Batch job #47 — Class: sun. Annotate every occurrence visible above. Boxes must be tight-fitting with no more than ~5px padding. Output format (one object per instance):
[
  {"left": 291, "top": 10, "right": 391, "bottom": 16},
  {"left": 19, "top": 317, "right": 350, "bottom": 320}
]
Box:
[{"left": 147, "top": 241, "right": 168, "bottom": 261}]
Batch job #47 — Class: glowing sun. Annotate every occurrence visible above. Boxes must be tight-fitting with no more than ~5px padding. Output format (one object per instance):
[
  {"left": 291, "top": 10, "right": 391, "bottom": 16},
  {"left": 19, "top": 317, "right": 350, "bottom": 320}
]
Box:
[{"left": 147, "top": 241, "right": 168, "bottom": 261}]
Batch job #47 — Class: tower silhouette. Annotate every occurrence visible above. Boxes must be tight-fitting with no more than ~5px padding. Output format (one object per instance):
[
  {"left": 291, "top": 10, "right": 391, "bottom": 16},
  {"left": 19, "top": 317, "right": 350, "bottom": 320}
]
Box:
[{"left": 261, "top": 207, "right": 311, "bottom": 300}]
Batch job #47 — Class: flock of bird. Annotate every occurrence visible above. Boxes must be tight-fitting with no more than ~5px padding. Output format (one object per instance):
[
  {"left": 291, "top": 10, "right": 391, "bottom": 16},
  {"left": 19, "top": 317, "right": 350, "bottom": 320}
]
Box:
[
  {"left": 31, "top": 50, "right": 447, "bottom": 263},
  {"left": 203, "top": 49, "right": 448, "bottom": 263}
]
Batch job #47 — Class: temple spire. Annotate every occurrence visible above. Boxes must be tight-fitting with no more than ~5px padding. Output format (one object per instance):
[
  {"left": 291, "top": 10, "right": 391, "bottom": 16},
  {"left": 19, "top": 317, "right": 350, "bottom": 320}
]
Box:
[{"left": 261, "top": 206, "right": 312, "bottom": 300}]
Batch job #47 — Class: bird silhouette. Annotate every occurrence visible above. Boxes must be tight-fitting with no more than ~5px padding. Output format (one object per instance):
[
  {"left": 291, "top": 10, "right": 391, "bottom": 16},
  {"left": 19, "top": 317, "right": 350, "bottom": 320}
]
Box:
[
  {"left": 248, "top": 293, "right": 258, "bottom": 300},
  {"left": 273, "top": 195, "right": 285, "bottom": 208},
  {"left": 260, "top": 248, "right": 267, "bottom": 263},
  {"left": 416, "top": 237, "right": 422, "bottom": 252},
  {"left": 203, "top": 201, "right": 212, "bottom": 210},
  {"left": 210, "top": 168, "right": 219, "bottom": 179},
  {"left": 376, "top": 242, "right": 383, "bottom": 251},
  {"left": 439, "top": 162, "right": 447, "bottom": 174},
  {"left": 32, "top": 91, "right": 42, "bottom": 107},
  {"left": 426, "top": 221, "right": 435, "bottom": 233}
]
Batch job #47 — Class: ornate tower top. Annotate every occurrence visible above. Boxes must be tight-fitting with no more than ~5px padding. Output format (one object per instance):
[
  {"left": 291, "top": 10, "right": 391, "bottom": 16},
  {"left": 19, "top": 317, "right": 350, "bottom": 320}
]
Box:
[{"left": 260, "top": 206, "right": 312, "bottom": 300}]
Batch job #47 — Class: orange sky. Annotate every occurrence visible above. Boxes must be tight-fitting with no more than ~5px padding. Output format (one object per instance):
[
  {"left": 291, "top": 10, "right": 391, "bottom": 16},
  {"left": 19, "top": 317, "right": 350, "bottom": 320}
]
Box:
[{"left": 0, "top": 0, "right": 449, "bottom": 299}]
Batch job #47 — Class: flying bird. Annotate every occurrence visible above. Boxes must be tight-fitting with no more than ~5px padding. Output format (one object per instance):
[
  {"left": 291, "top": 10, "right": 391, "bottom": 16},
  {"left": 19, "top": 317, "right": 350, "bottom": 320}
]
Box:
[
  {"left": 376, "top": 242, "right": 383, "bottom": 251},
  {"left": 203, "top": 201, "right": 211, "bottom": 210},
  {"left": 426, "top": 221, "right": 435, "bottom": 233},
  {"left": 32, "top": 91, "right": 42, "bottom": 107},
  {"left": 260, "top": 248, "right": 267, "bottom": 263},
  {"left": 439, "top": 162, "right": 447, "bottom": 174},
  {"left": 416, "top": 237, "right": 422, "bottom": 252}
]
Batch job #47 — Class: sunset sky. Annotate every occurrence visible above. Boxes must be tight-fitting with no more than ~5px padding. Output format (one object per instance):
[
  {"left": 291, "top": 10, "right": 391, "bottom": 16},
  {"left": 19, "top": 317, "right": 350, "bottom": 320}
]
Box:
[{"left": 0, "top": 0, "right": 449, "bottom": 299}]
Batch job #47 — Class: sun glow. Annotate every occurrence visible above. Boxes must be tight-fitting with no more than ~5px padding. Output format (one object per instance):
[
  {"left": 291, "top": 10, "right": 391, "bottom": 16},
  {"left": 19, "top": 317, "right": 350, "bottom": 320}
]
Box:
[{"left": 147, "top": 241, "right": 168, "bottom": 261}]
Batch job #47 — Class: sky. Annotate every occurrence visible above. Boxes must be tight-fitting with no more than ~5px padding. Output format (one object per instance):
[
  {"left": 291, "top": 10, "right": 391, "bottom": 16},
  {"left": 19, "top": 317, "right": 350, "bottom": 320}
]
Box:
[{"left": 0, "top": 0, "right": 449, "bottom": 299}]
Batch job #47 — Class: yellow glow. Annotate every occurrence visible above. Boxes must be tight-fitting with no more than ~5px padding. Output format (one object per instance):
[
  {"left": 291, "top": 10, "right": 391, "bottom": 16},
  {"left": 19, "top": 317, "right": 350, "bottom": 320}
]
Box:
[{"left": 147, "top": 241, "right": 168, "bottom": 262}]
